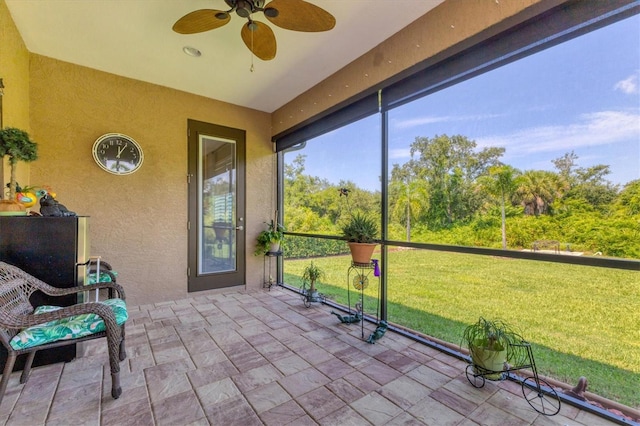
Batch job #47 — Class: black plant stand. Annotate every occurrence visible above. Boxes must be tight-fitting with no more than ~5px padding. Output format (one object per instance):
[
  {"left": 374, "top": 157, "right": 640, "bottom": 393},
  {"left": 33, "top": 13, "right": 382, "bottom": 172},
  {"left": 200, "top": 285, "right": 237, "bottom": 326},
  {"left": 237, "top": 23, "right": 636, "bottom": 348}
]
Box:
[
  {"left": 263, "top": 251, "right": 282, "bottom": 290},
  {"left": 346, "top": 261, "right": 380, "bottom": 338}
]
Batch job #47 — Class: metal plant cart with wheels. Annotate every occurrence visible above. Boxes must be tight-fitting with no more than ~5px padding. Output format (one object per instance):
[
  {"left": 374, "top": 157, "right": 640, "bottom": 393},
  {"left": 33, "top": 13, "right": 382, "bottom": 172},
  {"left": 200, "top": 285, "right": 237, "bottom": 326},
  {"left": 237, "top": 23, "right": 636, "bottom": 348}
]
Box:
[
  {"left": 299, "top": 280, "right": 325, "bottom": 308},
  {"left": 465, "top": 341, "right": 561, "bottom": 416}
]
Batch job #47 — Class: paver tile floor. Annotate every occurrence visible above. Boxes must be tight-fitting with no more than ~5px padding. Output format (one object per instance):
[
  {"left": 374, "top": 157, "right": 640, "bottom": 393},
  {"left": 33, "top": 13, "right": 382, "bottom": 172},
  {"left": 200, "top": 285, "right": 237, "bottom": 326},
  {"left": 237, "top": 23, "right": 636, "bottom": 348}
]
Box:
[{"left": 0, "top": 287, "right": 617, "bottom": 425}]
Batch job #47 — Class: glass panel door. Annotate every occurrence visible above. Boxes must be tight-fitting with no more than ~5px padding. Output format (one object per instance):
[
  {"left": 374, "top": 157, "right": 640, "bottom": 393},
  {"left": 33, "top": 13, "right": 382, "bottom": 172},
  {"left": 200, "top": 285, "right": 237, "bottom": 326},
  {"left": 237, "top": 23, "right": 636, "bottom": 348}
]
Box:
[{"left": 188, "top": 119, "right": 245, "bottom": 292}]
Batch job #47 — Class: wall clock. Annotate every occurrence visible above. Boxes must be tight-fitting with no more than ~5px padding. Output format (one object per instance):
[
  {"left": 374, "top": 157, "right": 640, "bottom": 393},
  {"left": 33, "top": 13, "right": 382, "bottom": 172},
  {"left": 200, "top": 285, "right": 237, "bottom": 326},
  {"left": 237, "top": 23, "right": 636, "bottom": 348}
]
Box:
[{"left": 92, "top": 133, "right": 144, "bottom": 175}]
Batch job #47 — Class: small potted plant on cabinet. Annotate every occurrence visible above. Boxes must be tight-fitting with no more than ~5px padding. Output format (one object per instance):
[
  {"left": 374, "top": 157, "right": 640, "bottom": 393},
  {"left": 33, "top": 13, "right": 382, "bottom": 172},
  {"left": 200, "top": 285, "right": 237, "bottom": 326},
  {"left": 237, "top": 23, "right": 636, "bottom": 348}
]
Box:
[
  {"left": 462, "top": 317, "right": 526, "bottom": 380},
  {"left": 301, "top": 261, "right": 324, "bottom": 302},
  {"left": 254, "top": 220, "right": 285, "bottom": 255},
  {"left": 0, "top": 127, "right": 38, "bottom": 215}
]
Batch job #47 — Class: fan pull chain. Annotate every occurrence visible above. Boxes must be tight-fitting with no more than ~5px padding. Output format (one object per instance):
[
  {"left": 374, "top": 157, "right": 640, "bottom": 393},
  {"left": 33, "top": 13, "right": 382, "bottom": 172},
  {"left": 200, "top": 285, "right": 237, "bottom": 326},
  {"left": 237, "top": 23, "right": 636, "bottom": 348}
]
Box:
[{"left": 250, "top": 24, "right": 255, "bottom": 73}]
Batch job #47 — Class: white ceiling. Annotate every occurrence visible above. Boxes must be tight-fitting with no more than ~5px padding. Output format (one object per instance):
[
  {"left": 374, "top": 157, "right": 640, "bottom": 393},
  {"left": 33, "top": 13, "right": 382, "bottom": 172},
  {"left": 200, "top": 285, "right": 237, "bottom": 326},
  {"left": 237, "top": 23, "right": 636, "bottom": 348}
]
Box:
[{"left": 6, "top": 0, "right": 443, "bottom": 113}]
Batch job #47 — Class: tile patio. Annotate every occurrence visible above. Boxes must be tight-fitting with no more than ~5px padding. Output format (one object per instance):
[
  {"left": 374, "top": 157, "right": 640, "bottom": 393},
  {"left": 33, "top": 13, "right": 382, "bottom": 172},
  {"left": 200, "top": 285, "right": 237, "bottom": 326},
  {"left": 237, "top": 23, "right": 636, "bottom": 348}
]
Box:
[{"left": 0, "top": 287, "right": 617, "bottom": 425}]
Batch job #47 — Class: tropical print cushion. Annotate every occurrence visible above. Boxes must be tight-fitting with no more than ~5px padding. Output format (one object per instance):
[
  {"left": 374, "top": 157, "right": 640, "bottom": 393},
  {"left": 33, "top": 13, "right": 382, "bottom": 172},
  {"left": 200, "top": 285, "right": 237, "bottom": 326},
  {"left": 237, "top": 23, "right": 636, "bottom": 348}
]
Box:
[
  {"left": 87, "top": 270, "right": 118, "bottom": 284},
  {"left": 10, "top": 298, "right": 127, "bottom": 350}
]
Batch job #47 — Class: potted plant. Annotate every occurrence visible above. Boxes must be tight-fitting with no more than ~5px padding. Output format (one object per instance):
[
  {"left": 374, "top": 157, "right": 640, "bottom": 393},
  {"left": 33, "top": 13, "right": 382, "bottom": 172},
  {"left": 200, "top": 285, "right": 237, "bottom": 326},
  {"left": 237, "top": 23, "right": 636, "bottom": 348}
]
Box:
[
  {"left": 462, "top": 317, "right": 526, "bottom": 380},
  {"left": 254, "top": 220, "right": 285, "bottom": 255},
  {"left": 339, "top": 187, "right": 378, "bottom": 264},
  {"left": 302, "top": 261, "right": 324, "bottom": 301},
  {"left": 0, "top": 128, "right": 38, "bottom": 215}
]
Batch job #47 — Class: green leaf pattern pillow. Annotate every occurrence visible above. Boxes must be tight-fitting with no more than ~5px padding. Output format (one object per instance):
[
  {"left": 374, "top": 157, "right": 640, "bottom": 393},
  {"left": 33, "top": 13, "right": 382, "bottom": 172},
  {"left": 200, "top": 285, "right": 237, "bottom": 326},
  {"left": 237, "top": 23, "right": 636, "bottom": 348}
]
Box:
[
  {"left": 10, "top": 298, "right": 127, "bottom": 350},
  {"left": 87, "top": 270, "right": 117, "bottom": 284}
]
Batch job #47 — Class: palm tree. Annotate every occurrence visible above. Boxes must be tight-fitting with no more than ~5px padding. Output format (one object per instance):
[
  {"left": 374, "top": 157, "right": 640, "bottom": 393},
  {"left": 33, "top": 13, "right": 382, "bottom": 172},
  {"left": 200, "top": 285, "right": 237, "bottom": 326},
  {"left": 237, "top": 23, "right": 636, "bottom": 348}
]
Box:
[
  {"left": 477, "top": 165, "right": 519, "bottom": 249},
  {"left": 390, "top": 177, "right": 429, "bottom": 242},
  {"left": 515, "top": 170, "right": 567, "bottom": 216}
]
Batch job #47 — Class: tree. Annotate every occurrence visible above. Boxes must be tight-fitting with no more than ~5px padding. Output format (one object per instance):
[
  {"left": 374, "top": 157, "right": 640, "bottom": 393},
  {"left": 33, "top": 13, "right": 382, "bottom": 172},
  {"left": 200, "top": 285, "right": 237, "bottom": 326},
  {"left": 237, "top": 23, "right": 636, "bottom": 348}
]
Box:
[
  {"left": 477, "top": 165, "right": 520, "bottom": 248},
  {"left": 284, "top": 154, "right": 338, "bottom": 232},
  {"left": 552, "top": 151, "right": 578, "bottom": 183},
  {"left": 515, "top": 170, "right": 568, "bottom": 216},
  {"left": 406, "top": 134, "right": 504, "bottom": 228},
  {"left": 613, "top": 179, "right": 640, "bottom": 216},
  {"left": 389, "top": 170, "right": 429, "bottom": 241},
  {"left": 552, "top": 152, "right": 618, "bottom": 212}
]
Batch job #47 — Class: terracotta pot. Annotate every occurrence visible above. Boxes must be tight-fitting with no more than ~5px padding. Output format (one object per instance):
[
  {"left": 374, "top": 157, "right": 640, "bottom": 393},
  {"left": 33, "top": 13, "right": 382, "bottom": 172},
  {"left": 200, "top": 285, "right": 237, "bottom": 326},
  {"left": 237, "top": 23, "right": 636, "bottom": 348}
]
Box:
[
  {"left": 348, "top": 242, "right": 377, "bottom": 265},
  {"left": 0, "top": 199, "right": 27, "bottom": 216}
]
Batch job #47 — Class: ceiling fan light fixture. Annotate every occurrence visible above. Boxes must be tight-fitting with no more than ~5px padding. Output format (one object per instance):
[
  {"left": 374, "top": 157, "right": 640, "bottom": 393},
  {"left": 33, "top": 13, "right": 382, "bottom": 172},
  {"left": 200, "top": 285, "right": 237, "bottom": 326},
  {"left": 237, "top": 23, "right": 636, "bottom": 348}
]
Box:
[
  {"left": 235, "top": 0, "right": 252, "bottom": 18},
  {"left": 182, "top": 46, "right": 202, "bottom": 57},
  {"left": 264, "top": 7, "right": 278, "bottom": 18}
]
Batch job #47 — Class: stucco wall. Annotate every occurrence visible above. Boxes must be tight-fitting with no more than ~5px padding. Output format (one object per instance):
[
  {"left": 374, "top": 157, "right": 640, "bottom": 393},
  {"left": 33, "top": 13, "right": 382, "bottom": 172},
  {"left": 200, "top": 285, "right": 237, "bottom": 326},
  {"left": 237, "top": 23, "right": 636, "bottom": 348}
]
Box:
[
  {"left": 28, "top": 55, "right": 272, "bottom": 305},
  {"left": 0, "top": 0, "right": 30, "bottom": 192}
]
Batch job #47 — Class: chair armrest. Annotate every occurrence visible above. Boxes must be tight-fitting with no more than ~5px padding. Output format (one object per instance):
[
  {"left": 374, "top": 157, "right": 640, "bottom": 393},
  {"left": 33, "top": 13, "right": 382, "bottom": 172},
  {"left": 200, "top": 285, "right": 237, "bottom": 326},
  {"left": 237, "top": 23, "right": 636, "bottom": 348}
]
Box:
[{"left": 37, "top": 281, "right": 126, "bottom": 301}]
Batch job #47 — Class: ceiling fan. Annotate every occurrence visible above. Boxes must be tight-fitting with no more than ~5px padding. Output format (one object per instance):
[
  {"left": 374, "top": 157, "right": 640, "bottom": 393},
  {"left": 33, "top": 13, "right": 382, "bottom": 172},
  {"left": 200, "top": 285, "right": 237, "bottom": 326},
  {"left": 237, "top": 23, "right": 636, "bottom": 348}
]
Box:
[{"left": 172, "top": 0, "right": 336, "bottom": 61}]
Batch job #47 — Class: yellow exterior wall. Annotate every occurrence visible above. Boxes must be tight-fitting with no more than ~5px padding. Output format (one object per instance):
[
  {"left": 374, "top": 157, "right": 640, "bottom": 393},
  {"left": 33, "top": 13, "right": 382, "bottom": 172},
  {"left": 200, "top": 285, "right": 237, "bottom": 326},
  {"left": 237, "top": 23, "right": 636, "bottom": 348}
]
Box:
[
  {"left": 26, "top": 55, "right": 272, "bottom": 304},
  {"left": 0, "top": 0, "right": 30, "bottom": 196}
]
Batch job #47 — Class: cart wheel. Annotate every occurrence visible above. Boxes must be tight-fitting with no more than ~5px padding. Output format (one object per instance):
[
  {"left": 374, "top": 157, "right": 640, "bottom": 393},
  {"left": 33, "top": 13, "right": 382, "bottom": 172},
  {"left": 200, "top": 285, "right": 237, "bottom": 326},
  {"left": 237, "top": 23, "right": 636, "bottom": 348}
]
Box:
[
  {"left": 465, "top": 364, "right": 485, "bottom": 388},
  {"left": 303, "top": 294, "right": 311, "bottom": 308},
  {"left": 522, "top": 376, "right": 561, "bottom": 416}
]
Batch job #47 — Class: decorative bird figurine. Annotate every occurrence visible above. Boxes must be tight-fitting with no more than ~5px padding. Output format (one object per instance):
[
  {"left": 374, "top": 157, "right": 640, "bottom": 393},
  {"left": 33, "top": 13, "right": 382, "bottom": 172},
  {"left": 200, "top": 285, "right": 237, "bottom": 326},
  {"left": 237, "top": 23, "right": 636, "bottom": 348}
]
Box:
[{"left": 39, "top": 193, "right": 76, "bottom": 217}]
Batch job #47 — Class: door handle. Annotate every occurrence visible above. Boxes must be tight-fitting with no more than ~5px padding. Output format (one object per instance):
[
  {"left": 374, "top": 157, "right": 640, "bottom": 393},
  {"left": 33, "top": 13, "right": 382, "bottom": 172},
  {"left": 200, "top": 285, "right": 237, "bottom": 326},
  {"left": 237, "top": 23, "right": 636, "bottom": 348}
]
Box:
[{"left": 236, "top": 225, "right": 244, "bottom": 231}]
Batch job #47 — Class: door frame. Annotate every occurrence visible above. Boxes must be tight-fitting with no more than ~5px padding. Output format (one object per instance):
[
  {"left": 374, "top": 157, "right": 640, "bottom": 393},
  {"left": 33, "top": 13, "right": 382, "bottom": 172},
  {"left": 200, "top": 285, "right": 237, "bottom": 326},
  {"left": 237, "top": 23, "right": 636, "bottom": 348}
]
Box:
[{"left": 187, "top": 119, "right": 246, "bottom": 292}]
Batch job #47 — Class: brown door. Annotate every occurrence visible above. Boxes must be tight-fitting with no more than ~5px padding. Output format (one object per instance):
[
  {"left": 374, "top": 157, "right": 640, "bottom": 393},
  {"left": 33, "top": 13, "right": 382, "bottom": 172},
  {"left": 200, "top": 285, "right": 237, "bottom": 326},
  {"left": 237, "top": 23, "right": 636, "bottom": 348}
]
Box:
[{"left": 187, "top": 119, "right": 246, "bottom": 291}]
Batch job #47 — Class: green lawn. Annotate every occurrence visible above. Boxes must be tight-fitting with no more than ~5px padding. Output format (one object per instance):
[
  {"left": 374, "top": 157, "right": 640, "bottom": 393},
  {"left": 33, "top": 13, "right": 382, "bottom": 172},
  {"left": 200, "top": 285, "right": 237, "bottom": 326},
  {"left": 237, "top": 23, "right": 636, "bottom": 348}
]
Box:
[{"left": 284, "top": 249, "right": 640, "bottom": 408}]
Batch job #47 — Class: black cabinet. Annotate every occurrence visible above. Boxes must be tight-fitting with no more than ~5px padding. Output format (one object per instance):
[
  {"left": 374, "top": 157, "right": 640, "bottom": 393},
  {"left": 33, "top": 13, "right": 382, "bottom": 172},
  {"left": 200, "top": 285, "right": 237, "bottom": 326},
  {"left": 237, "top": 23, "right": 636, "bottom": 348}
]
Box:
[{"left": 0, "top": 216, "right": 90, "bottom": 370}]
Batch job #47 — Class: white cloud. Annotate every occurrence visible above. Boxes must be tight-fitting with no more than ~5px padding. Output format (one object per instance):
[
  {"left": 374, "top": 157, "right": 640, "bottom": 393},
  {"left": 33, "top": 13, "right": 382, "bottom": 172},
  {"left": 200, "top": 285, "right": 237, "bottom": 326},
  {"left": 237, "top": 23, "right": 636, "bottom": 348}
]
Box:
[
  {"left": 393, "top": 113, "right": 505, "bottom": 130},
  {"left": 614, "top": 73, "right": 639, "bottom": 95},
  {"left": 394, "top": 116, "right": 452, "bottom": 129},
  {"left": 389, "top": 148, "right": 411, "bottom": 159},
  {"left": 475, "top": 110, "right": 640, "bottom": 155}
]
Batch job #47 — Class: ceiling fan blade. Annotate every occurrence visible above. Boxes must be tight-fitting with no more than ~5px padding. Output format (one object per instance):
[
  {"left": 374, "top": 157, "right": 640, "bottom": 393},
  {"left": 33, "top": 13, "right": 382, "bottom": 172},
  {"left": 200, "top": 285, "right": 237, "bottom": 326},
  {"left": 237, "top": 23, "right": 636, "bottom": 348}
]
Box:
[
  {"left": 172, "top": 9, "right": 230, "bottom": 34},
  {"left": 241, "top": 21, "right": 277, "bottom": 61},
  {"left": 264, "top": 0, "right": 335, "bottom": 32}
]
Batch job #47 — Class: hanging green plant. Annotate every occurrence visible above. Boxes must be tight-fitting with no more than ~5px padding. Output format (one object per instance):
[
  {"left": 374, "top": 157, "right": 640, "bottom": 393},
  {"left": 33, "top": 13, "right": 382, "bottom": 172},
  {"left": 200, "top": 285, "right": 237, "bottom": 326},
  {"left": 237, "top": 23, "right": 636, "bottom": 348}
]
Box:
[{"left": 254, "top": 220, "right": 285, "bottom": 255}]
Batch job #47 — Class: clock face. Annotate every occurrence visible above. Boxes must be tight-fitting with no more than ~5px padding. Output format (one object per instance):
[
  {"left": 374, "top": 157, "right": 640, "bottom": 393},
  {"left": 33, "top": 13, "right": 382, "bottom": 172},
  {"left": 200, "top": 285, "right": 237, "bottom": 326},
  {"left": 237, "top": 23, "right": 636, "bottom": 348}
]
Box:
[{"left": 93, "top": 133, "right": 144, "bottom": 175}]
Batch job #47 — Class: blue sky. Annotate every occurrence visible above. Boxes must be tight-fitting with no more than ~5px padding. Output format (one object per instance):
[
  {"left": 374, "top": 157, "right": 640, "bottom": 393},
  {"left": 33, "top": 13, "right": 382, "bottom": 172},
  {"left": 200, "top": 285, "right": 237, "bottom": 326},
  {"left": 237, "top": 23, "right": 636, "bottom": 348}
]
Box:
[{"left": 287, "top": 13, "right": 639, "bottom": 192}]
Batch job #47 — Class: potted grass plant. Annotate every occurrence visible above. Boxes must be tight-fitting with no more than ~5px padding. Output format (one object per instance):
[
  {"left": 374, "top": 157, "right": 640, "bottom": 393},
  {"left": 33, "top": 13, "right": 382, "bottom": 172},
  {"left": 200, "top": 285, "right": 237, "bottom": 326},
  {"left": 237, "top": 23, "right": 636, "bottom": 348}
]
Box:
[
  {"left": 339, "top": 187, "right": 378, "bottom": 264},
  {"left": 462, "top": 317, "right": 526, "bottom": 380},
  {"left": 0, "top": 128, "right": 38, "bottom": 215}
]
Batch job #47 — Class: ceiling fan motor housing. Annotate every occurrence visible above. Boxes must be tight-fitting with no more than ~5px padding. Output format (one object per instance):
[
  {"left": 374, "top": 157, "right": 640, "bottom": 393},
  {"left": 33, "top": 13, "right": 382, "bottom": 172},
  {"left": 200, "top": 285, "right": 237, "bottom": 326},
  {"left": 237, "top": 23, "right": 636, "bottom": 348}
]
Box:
[{"left": 225, "top": 0, "right": 267, "bottom": 18}]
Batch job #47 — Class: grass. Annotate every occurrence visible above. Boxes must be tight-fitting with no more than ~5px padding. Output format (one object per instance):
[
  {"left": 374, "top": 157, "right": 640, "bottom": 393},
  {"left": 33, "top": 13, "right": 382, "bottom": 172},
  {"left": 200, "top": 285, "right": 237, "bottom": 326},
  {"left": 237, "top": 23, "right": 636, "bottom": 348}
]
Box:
[{"left": 284, "top": 249, "right": 640, "bottom": 408}]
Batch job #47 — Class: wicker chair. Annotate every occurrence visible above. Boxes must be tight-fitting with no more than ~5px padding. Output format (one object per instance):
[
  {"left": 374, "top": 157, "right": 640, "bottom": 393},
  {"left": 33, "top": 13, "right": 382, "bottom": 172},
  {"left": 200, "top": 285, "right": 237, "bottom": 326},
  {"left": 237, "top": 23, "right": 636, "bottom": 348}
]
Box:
[{"left": 0, "top": 261, "right": 127, "bottom": 406}]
